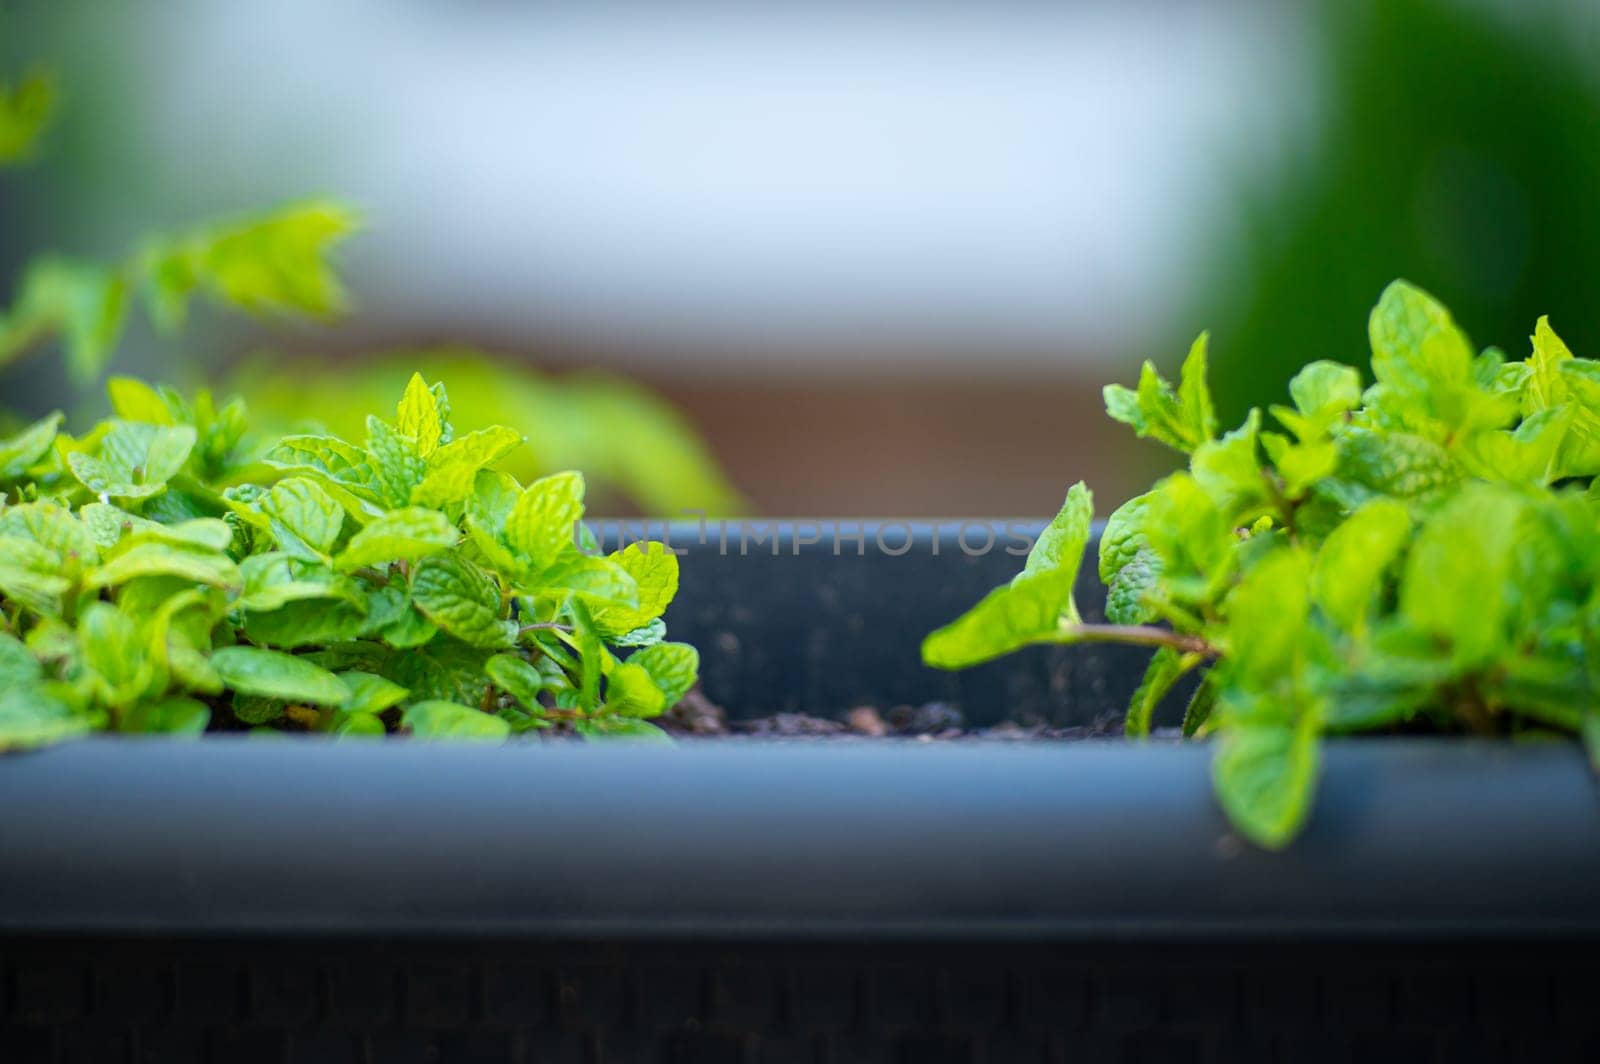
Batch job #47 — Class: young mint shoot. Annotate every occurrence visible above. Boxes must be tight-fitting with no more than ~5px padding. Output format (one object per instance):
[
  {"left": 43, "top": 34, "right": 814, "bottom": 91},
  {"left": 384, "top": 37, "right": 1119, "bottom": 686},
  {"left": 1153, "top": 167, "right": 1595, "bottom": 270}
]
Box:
[{"left": 925, "top": 280, "right": 1600, "bottom": 848}]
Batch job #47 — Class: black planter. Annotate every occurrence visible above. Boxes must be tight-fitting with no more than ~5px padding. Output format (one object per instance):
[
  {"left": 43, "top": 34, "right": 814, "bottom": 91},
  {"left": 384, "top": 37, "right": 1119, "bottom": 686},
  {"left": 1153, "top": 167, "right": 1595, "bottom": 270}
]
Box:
[{"left": 2, "top": 523, "right": 1598, "bottom": 1063}]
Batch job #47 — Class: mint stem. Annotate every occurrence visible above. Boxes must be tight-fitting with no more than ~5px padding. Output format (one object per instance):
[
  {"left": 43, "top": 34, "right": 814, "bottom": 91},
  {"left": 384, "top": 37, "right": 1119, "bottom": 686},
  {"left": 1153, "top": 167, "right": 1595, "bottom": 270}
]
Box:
[{"left": 1063, "top": 623, "right": 1217, "bottom": 657}]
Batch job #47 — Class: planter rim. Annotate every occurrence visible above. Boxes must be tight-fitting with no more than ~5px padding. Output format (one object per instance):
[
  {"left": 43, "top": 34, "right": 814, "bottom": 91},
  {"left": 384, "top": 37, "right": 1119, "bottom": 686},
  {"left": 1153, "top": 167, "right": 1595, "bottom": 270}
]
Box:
[{"left": 2, "top": 736, "right": 1597, "bottom": 940}]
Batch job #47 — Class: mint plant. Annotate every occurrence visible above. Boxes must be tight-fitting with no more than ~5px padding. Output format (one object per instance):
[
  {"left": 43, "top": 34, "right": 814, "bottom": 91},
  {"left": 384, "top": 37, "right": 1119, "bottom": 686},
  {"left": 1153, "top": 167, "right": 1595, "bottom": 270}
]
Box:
[
  {"left": 926, "top": 281, "right": 1600, "bottom": 848},
  {"left": 0, "top": 373, "right": 697, "bottom": 747}
]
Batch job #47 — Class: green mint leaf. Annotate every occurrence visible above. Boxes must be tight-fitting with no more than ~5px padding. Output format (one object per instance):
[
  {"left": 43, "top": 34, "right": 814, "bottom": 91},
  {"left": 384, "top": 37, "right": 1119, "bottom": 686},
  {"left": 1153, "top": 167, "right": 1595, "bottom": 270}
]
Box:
[
  {"left": 0, "top": 68, "right": 56, "bottom": 165},
  {"left": 410, "top": 426, "right": 523, "bottom": 508},
  {"left": 0, "top": 686, "right": 89, "bottom": 751},
  {"left": 402, "top": 699, "right": 510, "bottom": 740},
  {"left": 106, "top": 377, "right": 177, "bottom": 425},
  {"left": 0, "top": 411, "right": 63, "bottom": 480},
  {"left": 334, "top": 507, "right": 458, "bottom": 572},
  {"left": 65, "top": 421, "right": 197, "bottom": 500},
  {"left": 396, "top": 372, "right": 444, "bottom": 457},
  {"left": 1191, "top": 410, "right": 1267, "bottom": 517},
  {"left": 360, "top": 584, "right": 438, "bottom": 648},
  {"left": 365, "top": 416, "right": 427, "bottom": 508},
  {"left": 1180, "top": 674, "right": 1218, "bottom": 738},
  {"left": 1212, "top": 716, "right": 1320, "bottom": 850},
  {"left": 210, "top": 645, "right": 349, "bottom": 706},
  {"left": 1311, "top": 499, "right": 1411, "bottom": 636},
  {"left": 0, "top": 633, "right": 43, "bottom": 688},
  {"left": 1368, "top": 279, "right": 1474, "bottom": 400},
  {"left": 627, "top": 641, "right": 699, "bottom": 707},
  {"left": 1221, "top": 547, "right": 1311, "bottom": 684},
  {"left": 336, "top": 670, "right": 409, "bottom": 716},
  {"left": 385, "top": 638, "right": 490, "bottom": 705},
  {"left": 922, "top": 569, "right": 1076, "bottom": 670},
  {"left": 1124, "top": 646, "right": 1194, "bottom": 738},
  {"left": 1021, "top": 482, "right": 1093, "bottom": 579},
  {"left": 486, "top": 653, "right": 548, "bottom": 709},
  {"left": 505, "top": 471, "right": 585, "bottom": 570},
  {"left": 141, "top": 200, "right": 359, "bottom": 328},
  {"left": 1177, "top": 332, "right": 1219, "bottom": 444},
  {"left": 1287, "top": 360, "right": 1362, "bottom": 422},
  {"left": 1104, "top": 546, "right": 1163, "bottom": 625},
  {"left": 575, "top": 717, "right": 670, "bottom": 742},
  {"left": 589, "top": 542, "right": 679, "bottom": 637},
  {"left": 121, "top": 696, "right": 210, "bottom": 735},
  {"left": 603, "top": 661, "right": 666, "bottom": 718},
  {"left": 243, "top": 599, "right": 369, "bottom": 649},
  {"left": 258, "top": 476, "right": 345, "bottom": 561},
  {"left": 263, "top": 435, "right": 382, "bottom": 510},
  {"left": 86, "top": 542, "right": 240, "bottom": 591},
  {"left": 411, "top": 552, "right": 516, "bottom": 648},
  {"left": 1398, "top": 485, "right": 1523, "bottom": 665},
  {"left": 0, "top": 258, "right": 130, "bottom": 382}
]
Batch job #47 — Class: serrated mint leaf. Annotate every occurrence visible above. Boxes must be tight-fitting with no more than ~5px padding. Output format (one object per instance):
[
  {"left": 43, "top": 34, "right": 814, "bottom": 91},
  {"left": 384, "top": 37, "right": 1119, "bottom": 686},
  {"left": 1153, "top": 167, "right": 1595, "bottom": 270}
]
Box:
[
  {"left": 1021, "top": 482, "right": 1093, "bottom": 579},
  {"left": 589, "top": 542, "right": 678, "bottom": 637},
  {"left": 263, "top": 435, "right": 382, "bottom": 510},
  {"left": 627, "top": 641, "right": 698, "bottom": 708},
  {"left": 464, "top": 468, "right": 523, "bottom": 572},
  {"left": 335, "top": 507, "right": 458, "bottom": 571},
  {"left": 411, "top": 553, "right": 515, "bottom": 647},
  {"left": 66, "top": 422, "right": 196, "bottom": 499},
  {"left": 611, "top": 618, "right": 666, "bottom": 647},
  {"left": 238, "top": 552, "right": 365, "bottom": 612},
  {"left": 259, "top": 476, "right": 344, "bottom": 560},
  {"left": 1098, "top": 491, "right": 1152, "bottom": 583},
  {"left": 210, "top": 645, "right": 349, "bottom": 706},
  {"left": 1, "top": 499, "right": 97, "bottom": 567},
  {"left": 360, "top": 584, "right": 438, "bottom": 648},
  {"left": 505, "top": 471, "right": 584, "bottom": 570},
  {"left": 1104, "top": 546, "right": 1162, "bottom": 625},
  {"left": 365, "top": 416, "right": 427, "bottom": 508},
  {"left": 396, "top": 372, "right": 443, "bottom": 456},
  {"left": 410, "top": 426, "right": 523, "bottom": 508},
  {"left": 385, "top": 638, "right": 490, "bottom": 705},
  {"left": 1213, "top": 716, "right": 1319, "bottom": 850},
  {"left": 402, "top": 699, "right": 509, "bottom": 740}
]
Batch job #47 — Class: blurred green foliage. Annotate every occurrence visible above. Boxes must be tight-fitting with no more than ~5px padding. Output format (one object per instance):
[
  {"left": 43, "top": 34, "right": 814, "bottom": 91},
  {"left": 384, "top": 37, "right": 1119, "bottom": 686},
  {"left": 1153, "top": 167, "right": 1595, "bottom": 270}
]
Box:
[
  {"left": 231, "top": 353, "right": 745, "bottom": 517},
  {"left": 1191, "top": 0, "right": 1600, "bottom": 424},
  {"left": 0, "top": 66, "right": 742, "bottom": 517},
  {"left": 0, "top": 68, "right": 53, "bottom": 164}
]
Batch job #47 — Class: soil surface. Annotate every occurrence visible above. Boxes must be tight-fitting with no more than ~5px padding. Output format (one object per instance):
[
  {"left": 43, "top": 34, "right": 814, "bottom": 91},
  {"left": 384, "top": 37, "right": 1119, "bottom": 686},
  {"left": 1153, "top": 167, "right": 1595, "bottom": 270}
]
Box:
[{"left": 657, "top": 688, "right": 1171, "bottom": 741}]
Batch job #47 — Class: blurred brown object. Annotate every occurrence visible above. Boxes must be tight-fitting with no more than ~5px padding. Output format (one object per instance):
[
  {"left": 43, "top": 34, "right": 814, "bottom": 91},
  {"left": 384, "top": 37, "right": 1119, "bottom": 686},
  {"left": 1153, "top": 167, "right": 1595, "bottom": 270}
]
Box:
[{"left": 650, "top": 369, "right": 1165, "bottom": 517}]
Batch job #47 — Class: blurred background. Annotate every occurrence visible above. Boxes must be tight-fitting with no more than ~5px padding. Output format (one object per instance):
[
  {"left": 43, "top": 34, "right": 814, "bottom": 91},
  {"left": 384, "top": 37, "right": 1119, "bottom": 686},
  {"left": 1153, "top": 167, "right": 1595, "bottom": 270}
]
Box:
[{"left": 4, "top": 0, "right": 1600, "bottom": 516}]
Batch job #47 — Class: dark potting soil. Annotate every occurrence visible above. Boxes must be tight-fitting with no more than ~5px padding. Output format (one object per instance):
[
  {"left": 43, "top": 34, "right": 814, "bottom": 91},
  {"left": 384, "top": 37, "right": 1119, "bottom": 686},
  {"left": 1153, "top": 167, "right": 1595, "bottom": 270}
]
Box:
[{"left": 654, "top": 687, "right": 1162, "bottom": 742}]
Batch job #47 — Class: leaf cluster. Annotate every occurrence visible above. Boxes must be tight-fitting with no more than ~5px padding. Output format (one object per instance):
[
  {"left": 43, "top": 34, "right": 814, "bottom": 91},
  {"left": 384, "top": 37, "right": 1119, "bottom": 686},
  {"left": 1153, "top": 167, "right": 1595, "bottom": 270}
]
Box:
[
  {"left": 926, "top": 280, "right": 1600, "bottom": 847},
  {"left": 0, "top": 373, "right": 697, "bottom": 747}
]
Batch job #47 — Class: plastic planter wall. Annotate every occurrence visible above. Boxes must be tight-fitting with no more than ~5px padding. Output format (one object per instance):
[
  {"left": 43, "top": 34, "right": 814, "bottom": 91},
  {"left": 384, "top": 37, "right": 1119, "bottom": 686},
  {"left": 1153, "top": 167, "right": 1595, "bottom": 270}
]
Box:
[{"left": 2, "top": 524, "right": 1598, "bottom": 1063}]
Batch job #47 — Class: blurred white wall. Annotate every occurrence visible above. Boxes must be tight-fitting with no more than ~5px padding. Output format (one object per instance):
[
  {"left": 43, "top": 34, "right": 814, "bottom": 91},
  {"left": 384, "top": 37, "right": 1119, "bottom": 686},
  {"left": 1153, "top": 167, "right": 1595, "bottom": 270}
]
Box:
[{"left": 32, "top": 1, "right": 1318, "bottom": 369}]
